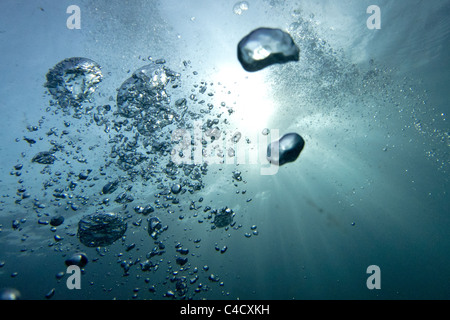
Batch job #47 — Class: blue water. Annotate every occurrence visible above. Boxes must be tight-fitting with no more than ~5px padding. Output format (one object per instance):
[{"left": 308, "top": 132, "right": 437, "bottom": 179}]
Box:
[{"left": 0, "top": 0, "right": 449, "bottom": 300}]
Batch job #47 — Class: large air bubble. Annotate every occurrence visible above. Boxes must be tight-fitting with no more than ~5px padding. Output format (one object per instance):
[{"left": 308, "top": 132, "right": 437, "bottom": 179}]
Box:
[
  {"left": 213, "top": 207, "right": 235, "bottom": 228},
  {"left": 116, "top": 63, "right": 179, "bottom": 128},
  {"left": 267, "top": 133, "right": 305, "bottom": 166},
  {"left": 237, "top": 28, "right": 300, "bottom": 72},
  {"left": 45, "top": 57, "right": 103, "bottom": 107},
  {"left": 77, "top": 212, "right": 127, "bottom": 247}
]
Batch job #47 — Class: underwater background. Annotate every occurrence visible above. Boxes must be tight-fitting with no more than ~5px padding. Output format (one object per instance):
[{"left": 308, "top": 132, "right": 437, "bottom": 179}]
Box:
[{"left": 0, "top": 0, "right": 448, "bottom": 300}]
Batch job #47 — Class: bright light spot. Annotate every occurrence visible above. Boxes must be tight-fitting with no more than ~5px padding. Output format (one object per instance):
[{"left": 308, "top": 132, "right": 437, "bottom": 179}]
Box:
[
  {"left": 210, "top": 63, "right": 275, "bottom": 135},
  {"left": 251, "top": 46, "right": 271, "bottom": 60}
]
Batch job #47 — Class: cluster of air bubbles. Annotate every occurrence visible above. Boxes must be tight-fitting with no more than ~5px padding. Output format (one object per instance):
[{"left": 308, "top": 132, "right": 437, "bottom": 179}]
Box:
[
  {"left": 244, "top": 225, "right": 259, "bottom": 238},
  {"left": 31, "top": 151, "right": 56, "bottom": 165},
  {"left": 5, "top": 34, "right": 268, "bottom": 298},
  {"left": 116, "top": 63, "right": 179, "bottom": 124},
  {"left": 212, "top": 207, "right": 235, "bottom": 229}
]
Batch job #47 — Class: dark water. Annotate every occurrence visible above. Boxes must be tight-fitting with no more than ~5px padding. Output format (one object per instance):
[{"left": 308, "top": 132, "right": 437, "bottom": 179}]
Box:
[{"left": 0, "top": 0, "right": 449, "bottom": 300}]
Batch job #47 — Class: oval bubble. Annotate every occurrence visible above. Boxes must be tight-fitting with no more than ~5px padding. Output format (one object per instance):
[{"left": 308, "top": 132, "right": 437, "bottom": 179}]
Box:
[
  {"left": 237, "top": 28, "right": 300, "bottom": 72},
  {"left": 65, "top": 253, "right": 88, "bottom": 268},
  {"left": 77, "top": 212, "right": 127, "bottom": 247},
  {"left": 50, "top": 215, "right": 64, "bottom": 227},
  {"left": 267, "top": 133, "right": 305, "bottom": 166}
]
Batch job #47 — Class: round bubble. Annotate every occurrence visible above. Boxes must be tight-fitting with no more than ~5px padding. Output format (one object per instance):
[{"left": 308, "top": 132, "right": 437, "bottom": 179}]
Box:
[
  {"left": 45, "top": 57, "right": 103, "bottom": 106},
  {"left": 171, "top": 183, "right": 182, "bottom": 194}
]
